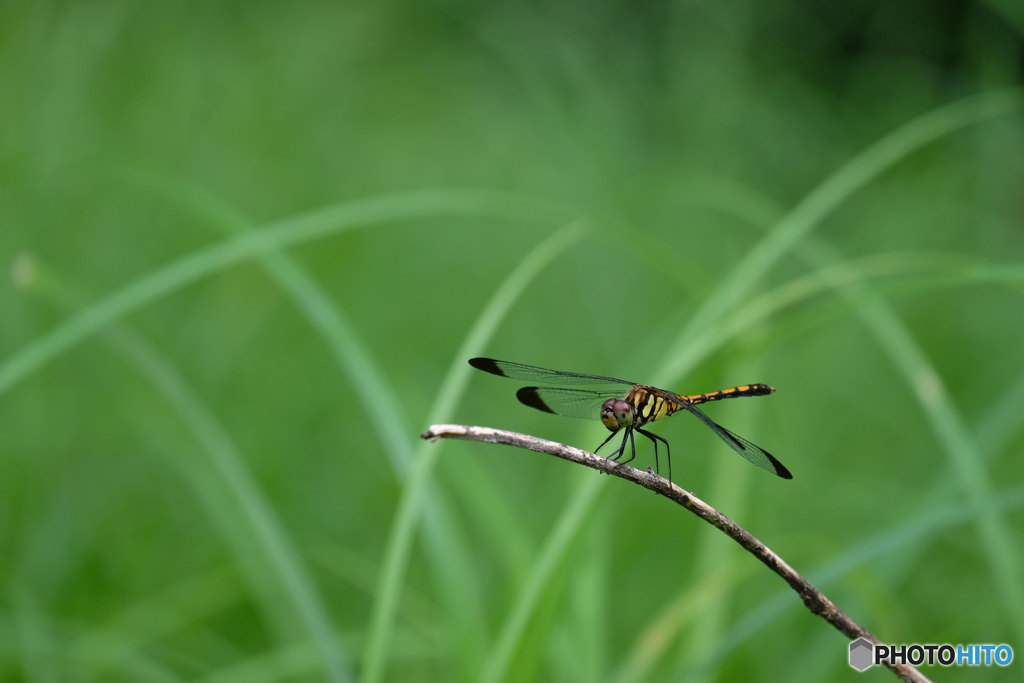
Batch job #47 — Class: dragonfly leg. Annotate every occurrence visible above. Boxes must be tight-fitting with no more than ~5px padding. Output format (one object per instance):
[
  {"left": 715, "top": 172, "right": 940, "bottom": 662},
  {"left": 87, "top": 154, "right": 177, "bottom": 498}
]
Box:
[
  {"left": 595, "top": 428, "right": 637, "bottom": 471},
  {"left": 603, "top": 428, "right": 633, "bottom": 465},
  {"left": 611, "top": 429, "right": 636, "bottom": 468},
  {"left": 594, "top": 429, "right": 620, "bottom": 456},
  {"left": 636, "top": 428, "right": 671, "bottom": 484}
]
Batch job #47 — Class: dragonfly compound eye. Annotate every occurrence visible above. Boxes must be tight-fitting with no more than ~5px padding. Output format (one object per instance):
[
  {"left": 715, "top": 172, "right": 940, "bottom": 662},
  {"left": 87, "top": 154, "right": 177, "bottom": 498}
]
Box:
[
  {"left": 601, "top": 399, "right": 633, "bottom": 431},
  {"left": 468, "top": 357, "right": 793, "bottom": 479}
]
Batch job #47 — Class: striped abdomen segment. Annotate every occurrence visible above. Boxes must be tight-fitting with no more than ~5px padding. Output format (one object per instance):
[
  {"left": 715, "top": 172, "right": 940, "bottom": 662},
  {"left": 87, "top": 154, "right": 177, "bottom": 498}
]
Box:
[
  {"left": 683, "top": 383, "right": 774, "bottom": 406},
  {"left": 626, "top": 386, "right": 683, "bottom": 426},
  {"left": 624, "top": 383, "right": 774, "bottom": 426}
]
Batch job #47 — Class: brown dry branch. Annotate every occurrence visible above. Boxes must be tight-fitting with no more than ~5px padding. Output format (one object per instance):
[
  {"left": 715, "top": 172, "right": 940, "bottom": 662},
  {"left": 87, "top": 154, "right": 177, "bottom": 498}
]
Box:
[{"left": 421, "top": 423, "right": 930, "bottom": 683}]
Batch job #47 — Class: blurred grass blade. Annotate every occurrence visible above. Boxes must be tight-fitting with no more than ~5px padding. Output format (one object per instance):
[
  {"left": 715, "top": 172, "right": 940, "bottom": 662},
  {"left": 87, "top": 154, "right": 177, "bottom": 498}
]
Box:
[
  {"left": 977, "top": 366, "right": 1024, "bottom": 458},
  {"left": 108, "top": 328, "right": 351, "bottom": 683},
  {"left": 0, "top": 189, "right": 572, "bottom": 399},
  {"left": 71, "top": 568, "right": 246, "bottom": 671},
  {"left": 11, "top": 587, "right": 62, "bottom": 683},
  {"left": 147, "top": 183, "right": 417, "bottom": 474},
  {"left": 424, "top": 220, "right": 591, "bottom": 427},
  {"left": 659, "top": 88, "right": 1024, "bottom": 383},
  {"left": 4, "top": 598, "right": 187, "bottom": 683},
  {"left": 611, "top": 567, "right": 746, "bottom": 683},
  {"left": 721, "top": 255, "right": 1024, "bottom": 354},
  {"left": 848, "top": 285, "right": 1024, "bottom": 639},
  {"left": 164, "top": 189, "right": 492, "bottom": 680},
  {"left": 481, "top": 474, "right": 605, "bottom": 683},
  {"left": 15, "top": 257, "right": 351, "bottom": 679},
  {"left": 361, "top": 221, "right": 590, "bottom": 683}
]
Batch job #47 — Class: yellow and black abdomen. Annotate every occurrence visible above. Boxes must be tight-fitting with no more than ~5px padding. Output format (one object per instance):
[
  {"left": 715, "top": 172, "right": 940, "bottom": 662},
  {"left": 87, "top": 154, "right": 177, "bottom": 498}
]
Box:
[
  {"left": 626, "top": 383, "right": 774, "bottom": 427},
  {"left": 683, "top": 383, "right": 774, "bottom": 405}
]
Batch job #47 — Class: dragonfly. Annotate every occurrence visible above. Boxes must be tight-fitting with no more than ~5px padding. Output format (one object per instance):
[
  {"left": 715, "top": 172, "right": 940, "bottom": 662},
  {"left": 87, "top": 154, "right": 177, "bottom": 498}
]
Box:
[{"left": 468, "top": 357, "right": 792, "bottom": 482}]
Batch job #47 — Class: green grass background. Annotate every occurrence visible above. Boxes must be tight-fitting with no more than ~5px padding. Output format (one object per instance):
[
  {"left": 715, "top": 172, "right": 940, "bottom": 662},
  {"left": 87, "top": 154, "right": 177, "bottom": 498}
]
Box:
[{"left": 2, "top": 1, "right": 1023, "bottom": 681}]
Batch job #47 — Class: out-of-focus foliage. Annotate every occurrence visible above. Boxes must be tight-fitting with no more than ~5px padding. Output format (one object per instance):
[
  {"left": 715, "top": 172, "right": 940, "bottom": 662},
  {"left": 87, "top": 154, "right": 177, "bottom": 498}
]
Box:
[{"left": 1, "top": 1, "right": 1022, "bottom": 681}]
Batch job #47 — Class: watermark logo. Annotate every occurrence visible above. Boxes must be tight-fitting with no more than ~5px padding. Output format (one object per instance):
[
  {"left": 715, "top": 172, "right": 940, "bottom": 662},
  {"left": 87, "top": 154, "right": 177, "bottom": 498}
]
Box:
[
  {"left": 849, "top": 637, "right": 1013, "bottom": 671},
  {"left": 849, "top": 638, "right": 873, "bottom": 671}
]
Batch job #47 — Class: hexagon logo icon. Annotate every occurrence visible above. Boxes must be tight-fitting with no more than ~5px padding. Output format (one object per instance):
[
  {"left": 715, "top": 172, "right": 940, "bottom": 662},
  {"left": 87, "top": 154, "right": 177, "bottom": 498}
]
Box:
[{"left": 849, "top": 637, "right": 874, "bottom": 671}]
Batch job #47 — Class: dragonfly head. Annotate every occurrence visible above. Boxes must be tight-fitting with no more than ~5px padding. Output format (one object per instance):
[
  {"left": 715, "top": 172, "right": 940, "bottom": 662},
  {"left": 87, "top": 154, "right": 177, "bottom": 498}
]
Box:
[{"left": 600, "top": 399, "right": 634, "bottom": 431}]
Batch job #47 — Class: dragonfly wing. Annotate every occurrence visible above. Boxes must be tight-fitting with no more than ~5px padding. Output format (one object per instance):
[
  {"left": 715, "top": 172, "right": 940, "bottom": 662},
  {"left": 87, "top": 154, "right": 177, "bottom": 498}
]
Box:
[
  {"left": 681, "top": 403, "right": 793, "bottom": 479},
  {"left": 470, "top": 358, "right": 635, "bottom": 386},
  {"left": 515, "top": 386, "right": 616, "bottom": 420}
]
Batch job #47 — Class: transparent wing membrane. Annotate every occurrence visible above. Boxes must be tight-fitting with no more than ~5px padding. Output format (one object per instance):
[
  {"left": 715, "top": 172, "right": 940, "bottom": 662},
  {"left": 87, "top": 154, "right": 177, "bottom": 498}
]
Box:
[
  {"left": 469, "top": 357, "right": 635, "bottom": 387},
  {"left": 469, "top": 357, "right": 793, "bottom": 479},
  {"left": 515, "top": 386, "right": 618, "bottom": 419},
  {"left": 682, "top": 404, "right": 793, "bottom": 479}
]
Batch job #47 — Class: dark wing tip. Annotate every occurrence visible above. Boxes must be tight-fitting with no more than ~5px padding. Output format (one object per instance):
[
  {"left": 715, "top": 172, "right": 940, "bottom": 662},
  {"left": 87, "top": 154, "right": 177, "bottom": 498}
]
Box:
[
  {"left": 516, "top": 387, "right": 557, "bottom": 414},
  {"left": 469, "top": 357, "right": 505, "bottom": 376},
  {"left": 768, "top": 453, "right": 793, "bottom": 479},
  {"left": 739, "top": 436, "right": 792, "bottom": 479}
]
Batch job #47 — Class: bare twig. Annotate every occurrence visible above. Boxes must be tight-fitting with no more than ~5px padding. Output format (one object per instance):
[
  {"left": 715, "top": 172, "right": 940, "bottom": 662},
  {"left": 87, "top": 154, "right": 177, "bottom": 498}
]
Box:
[{"left": 421, "top": 424, "right": 930, "bottom": 683}]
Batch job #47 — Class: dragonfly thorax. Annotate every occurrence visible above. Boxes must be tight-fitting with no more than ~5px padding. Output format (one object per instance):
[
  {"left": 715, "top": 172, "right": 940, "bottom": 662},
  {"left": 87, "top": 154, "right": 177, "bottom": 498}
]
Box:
[
  {"left": 600, "top": 398, "right": 634, "bottom": 432},
  {"left": 469, "top": 357, "right": 793, "bottom": 480}
]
